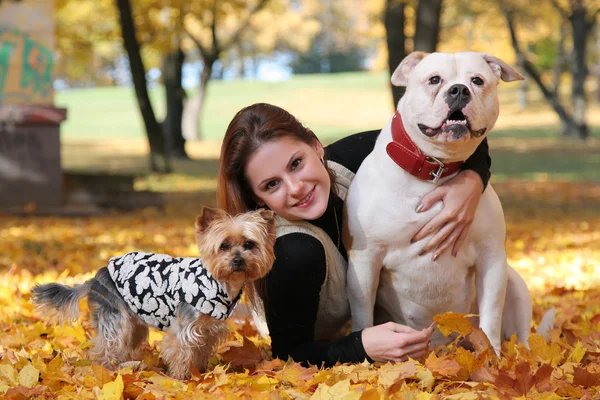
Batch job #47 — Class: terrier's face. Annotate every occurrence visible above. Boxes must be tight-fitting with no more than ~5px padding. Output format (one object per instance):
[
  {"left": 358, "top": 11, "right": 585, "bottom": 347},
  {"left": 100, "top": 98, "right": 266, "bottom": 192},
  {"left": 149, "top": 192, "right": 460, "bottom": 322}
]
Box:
[{"left": 195, "top": 207, "right": 276, "bottom": 284}]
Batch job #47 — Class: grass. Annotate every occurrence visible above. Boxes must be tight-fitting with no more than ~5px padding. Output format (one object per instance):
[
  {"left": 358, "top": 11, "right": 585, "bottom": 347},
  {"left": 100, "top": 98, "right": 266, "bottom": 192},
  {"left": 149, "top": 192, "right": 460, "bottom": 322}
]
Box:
[{"left": 56, "top": 71, "right": 600, "bottom": 188}]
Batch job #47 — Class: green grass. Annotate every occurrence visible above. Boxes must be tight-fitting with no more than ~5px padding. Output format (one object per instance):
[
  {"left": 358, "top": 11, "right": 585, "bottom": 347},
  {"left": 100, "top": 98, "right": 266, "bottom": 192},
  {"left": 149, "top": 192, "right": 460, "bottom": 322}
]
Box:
[
  {"left": 56, "top": 71, "right": 600, "bottom": 184},
  {"left": 55, "top": 72, "right": 394, "bottom": 143}
]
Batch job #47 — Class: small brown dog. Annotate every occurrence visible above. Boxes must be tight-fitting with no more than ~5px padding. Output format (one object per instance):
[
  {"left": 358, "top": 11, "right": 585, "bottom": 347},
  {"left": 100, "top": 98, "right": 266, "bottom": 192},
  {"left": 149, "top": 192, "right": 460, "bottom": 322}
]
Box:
[{"left": 31, "top": 207, "right": 276, "bottom": 379}]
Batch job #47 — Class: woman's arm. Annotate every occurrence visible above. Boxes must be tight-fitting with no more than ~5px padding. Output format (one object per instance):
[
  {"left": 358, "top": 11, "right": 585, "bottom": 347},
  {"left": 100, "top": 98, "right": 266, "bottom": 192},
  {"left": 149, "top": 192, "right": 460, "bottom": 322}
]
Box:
[
  {"left": 264, "top": 233, "right": 433, "bottom": 366},
  {"left": 264, "top": 233, "right": 370, "bottom": 367},
  {"left": 412, "top": 138, "right": 492, "bottom": 258}
]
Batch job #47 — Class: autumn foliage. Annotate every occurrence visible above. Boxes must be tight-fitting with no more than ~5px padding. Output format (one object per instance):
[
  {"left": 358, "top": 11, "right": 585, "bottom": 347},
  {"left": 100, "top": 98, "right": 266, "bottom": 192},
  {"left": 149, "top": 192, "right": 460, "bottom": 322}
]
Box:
[{"left": 1, "top": 181, "right": 599, "bottom": 398}]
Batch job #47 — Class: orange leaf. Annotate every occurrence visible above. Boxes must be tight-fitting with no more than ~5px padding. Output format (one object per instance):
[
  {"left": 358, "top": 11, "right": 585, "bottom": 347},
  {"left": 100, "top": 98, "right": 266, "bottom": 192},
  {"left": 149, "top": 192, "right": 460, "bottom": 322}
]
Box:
[
  {"left": 220, "top": 336, "right": 262, "bottom": 370},
  {"left": 433, "top": 312, "right": 475, "bottom": 337},
  {"left": 424, "top": 352, "right": 461, "bottom": 378}
]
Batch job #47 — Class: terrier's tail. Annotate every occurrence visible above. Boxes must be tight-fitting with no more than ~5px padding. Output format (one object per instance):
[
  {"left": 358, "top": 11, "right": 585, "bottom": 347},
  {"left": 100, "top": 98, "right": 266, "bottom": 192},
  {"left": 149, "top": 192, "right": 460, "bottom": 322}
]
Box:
[
  {"left": 30, "top": 280, "right": 93, "bottom": 324},
  {"left": 536, "top": 307, "right": 556, "bottom": 341}
]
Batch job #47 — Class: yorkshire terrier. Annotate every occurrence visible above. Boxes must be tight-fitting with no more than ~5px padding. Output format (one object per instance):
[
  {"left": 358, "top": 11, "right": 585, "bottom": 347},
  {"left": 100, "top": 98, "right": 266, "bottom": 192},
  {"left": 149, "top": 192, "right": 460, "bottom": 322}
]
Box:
[{"left": 31, "top": 207, "right": 276, "bottom": 379}]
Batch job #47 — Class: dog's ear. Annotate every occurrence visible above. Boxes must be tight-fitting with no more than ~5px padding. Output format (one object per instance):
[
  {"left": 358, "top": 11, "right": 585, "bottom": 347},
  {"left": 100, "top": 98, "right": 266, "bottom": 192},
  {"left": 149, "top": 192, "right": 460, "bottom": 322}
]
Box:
[
  {"left": 391, "top": 51, "right": 429, "bottom": 87},
  {"left": 482, "top": 54, "right": 524, "bottom": 82},
  {"left": 257, "top": 209, "right": 276, "bottom": 239},
  {"left": 196, "top": 206, "right": 227, "bottom": 233}
]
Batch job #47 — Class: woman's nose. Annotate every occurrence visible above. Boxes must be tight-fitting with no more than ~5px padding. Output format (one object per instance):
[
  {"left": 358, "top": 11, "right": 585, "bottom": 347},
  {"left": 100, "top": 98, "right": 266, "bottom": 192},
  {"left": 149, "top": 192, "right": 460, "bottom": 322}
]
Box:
[{"left": 287, "top": 178, "right": 304, "bottom": 197}]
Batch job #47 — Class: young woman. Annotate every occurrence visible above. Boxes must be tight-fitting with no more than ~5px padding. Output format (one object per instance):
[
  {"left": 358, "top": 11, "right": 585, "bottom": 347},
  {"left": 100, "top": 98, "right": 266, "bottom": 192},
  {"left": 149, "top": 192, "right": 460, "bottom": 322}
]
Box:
[{"left": 217, "top": 103, "right": 491, "bottom": 367}]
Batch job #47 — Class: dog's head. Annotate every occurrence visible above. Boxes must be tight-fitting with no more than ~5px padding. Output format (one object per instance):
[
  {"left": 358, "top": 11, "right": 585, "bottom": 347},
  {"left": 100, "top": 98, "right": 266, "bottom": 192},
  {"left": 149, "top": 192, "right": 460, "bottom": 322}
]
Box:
[
  {"left": 392, "top": 52, "right": 523, "bottom": 161},
  {"left": 195, "top": 207, "right": 276, "bottom": 285}
]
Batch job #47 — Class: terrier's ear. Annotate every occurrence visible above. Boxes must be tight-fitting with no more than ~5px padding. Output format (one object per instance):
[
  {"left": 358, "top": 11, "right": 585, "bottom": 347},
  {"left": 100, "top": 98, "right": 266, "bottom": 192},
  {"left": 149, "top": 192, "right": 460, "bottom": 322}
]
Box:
[
  {"left": 391, "top": 51, "right": 429, "bottom": 87},
  {"left": 482, "top": 54, "right": 524, "bottom": 82},
  {"left": 196, "top": 206, "right": 226, "bottom": 233},
  {"left": 257, "top": 209, "right": 276, "bottom": 238}
]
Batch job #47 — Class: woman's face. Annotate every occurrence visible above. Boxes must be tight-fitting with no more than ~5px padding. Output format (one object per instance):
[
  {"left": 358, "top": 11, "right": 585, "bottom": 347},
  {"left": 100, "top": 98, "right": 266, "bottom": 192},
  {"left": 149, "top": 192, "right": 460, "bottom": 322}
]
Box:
[{"left": 245, "top": 136, "right": 331, "bottom": 221}]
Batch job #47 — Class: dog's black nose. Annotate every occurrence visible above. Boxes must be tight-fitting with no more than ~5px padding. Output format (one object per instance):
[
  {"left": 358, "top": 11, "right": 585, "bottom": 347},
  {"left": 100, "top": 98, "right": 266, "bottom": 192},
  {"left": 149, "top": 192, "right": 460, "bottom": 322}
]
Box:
[
  {"left": 445, "top": 84, "right": 471, "bottom": 110},
  {"left": 448, "top": 84, "right": 470, "bottom": 98},
  {"left": 232, "top": 257, "right": 246, "bottom": 271}
]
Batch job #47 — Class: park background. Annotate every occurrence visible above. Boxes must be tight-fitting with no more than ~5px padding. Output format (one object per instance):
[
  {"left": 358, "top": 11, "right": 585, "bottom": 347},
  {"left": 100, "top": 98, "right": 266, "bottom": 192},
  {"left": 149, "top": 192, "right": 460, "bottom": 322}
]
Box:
[{"left": 1, "top": 0, "right": 600, "bottom": 398}]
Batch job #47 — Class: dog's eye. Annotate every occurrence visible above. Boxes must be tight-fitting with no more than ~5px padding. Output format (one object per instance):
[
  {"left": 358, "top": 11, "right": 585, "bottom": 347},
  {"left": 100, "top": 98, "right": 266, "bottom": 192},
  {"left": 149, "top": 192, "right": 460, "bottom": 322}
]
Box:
[
  {"left": 219, "top": 242, "right": 230, "bottom": 251},
  {"left": 243, "top": 241, "right": 255, "bottom": 250},
  {"left": 471, "top": 77, "right": 484, "bottom": 86},
  {"left": 429, "top": 76, "right": 441, "bottom": 85}
]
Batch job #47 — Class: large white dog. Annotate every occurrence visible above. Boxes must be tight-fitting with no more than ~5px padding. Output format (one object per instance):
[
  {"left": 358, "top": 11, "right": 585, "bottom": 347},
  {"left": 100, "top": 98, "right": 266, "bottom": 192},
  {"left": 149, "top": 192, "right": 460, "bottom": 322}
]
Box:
[{"left": 343, "top": 52, "right": 533, "bottom": 354}]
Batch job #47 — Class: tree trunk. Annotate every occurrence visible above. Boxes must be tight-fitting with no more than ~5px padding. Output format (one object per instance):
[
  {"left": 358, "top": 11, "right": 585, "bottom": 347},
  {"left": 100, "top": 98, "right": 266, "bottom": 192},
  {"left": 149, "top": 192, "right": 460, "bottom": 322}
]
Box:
[
  {"left": 503, "top": 6, "right": 587, "bottom": 139},
  {"left": 414, "top": 0, "right": 443, "bottom": 52},
  {"left": 162, "top": 48, "right": 187, "bottom": 159},
  {"left": 518, "top": 78, "right": 528, "bottom": 110},
  {"left": 182, "top": 59, "right": 215, "bottom": 141},
  {"left": 385, "top": 0, "right": 406, "bottom": 108},
  {"left": 568, "top": 7, "right": 589, "bottom": 139},
  {"left": 115, "top": 0, "right": 171, "bottom": 172},
  {"left": 553, "top": 20, "right": 566, "bottom": 98},
  {"left": 596, "top": 22, "right": 600, "bottom": 103}
]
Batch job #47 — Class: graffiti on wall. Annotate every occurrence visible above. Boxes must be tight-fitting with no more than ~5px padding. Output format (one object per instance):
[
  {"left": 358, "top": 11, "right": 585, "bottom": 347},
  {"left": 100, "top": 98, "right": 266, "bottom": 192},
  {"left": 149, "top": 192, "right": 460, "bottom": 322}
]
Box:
[{"left": 0, "top": 28, "right": 54, "bottom": 104}]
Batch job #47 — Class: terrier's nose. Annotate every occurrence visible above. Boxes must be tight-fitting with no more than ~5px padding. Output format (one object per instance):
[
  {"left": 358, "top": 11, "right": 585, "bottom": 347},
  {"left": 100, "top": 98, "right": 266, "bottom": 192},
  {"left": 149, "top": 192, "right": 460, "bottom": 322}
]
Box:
[{"left": 232, "top": 256, "right": 246, "bottom": 271}]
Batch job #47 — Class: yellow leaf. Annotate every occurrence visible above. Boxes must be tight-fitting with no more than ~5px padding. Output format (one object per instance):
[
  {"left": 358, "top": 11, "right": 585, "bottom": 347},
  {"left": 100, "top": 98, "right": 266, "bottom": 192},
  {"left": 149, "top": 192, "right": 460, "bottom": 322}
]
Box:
[
  {"left": 567, "top": 341, "right": 586, "bottom": 363},
  {"left": 454, "top": 347, "right": 475, "bottom": 375},
  {"left": 528, "top": 334, "right": 564, "bottom": 367},
  {"left": 0, "top": 382, "right": 8, "bottom": 395},
  {"left": 310, "top": 379, "right": 361, "bottom": 400},
  {"left": 377, "top": 361, "right": 416, "bottom": 387},
  {"left": 433, "top": 312, "right": 475, "bottom": 337},
  {"left": 18, "top": 364, "right": 39, "bottom": 388},
  {"left": 0, "top": 364, "right": 18, "bottom": 384},
  {"left": 416, "top": 368, "right": 435, "bottom": 392},
  {"left": 98, "top": 374, "right": 124, "bottom": 400}
]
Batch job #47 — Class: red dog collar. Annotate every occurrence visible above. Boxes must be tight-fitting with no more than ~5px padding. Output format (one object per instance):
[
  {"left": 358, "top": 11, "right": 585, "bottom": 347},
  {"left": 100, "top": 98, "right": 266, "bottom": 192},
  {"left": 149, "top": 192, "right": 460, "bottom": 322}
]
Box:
[{"left": 385, "top": 111, "right": 463, "bottom": 183}]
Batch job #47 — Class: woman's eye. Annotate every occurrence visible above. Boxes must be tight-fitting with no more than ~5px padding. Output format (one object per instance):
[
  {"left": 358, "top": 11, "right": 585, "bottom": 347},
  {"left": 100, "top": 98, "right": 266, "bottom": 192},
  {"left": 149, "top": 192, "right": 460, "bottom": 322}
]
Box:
[
  {"left": 219, "top": 242, "right": 230, "bottom": 251},
  {"left": 243, "top": 241, "right": 255, "bottom": 250},
  {"left": 472, "top": 77, "right": 484, "bottom": 86},
  {"left": 265, "top": 180, "right": 278, "bottom": 190},
  {"left": 291, "top": 158, "right": 302, "bottom": 170},
  {"left": 429, "top": 76, "right": 441, "bottom": 85}
]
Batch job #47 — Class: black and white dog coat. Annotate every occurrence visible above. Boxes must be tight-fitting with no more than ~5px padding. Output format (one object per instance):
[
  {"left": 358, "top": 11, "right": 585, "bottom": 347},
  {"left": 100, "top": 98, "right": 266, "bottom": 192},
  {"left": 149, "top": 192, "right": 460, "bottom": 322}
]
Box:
[{"left": 107, "top": 252, "right": 239, "bottom": 330}]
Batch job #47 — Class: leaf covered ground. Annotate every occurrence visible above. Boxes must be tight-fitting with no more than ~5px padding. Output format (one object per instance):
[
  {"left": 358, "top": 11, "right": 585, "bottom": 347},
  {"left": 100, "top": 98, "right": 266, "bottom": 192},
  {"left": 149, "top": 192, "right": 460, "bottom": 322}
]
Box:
[{"left": 1, "top": 181, "right": 599, "bottom": 399}]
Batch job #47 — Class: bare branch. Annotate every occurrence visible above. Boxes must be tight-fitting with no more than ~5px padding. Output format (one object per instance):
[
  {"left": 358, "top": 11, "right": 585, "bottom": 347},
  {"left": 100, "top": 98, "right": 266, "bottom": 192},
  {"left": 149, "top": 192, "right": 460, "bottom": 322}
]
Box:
[
  {"left": 222, "top": 0, "right": 270, "bottom": 51},
  {"left": 185, "top": 29, "right": 209, "bottom": 61},
  {"left": 549, "top": 0, "right": 569, "bottom": 18},
  {"left": 211, "top": 1, "right": 219, "bottom": 56},
  {"left": 502, "top": 4, "right": 573, "bottom": 122}
]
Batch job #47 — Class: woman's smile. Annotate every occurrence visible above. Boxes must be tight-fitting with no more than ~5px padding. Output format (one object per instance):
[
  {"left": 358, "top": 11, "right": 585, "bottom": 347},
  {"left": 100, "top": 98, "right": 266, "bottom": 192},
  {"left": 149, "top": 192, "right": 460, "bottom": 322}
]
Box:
[{"left": 293, "top": 186, "right": 316, "bottom": 208}]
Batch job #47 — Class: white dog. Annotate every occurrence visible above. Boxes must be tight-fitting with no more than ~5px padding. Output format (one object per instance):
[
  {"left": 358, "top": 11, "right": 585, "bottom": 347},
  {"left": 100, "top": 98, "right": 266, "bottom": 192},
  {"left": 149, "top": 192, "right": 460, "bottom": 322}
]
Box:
[{"left": 343, "top": 52, "right": 535, "bottom": 354}]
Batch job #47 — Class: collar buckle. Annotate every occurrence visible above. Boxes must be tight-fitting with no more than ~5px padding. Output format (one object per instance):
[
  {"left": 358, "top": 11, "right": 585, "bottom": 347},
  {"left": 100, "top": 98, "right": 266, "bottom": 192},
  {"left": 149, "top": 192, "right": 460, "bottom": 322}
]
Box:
[{"left": 427, "top": 156, "right": 446, "bottom": 184}]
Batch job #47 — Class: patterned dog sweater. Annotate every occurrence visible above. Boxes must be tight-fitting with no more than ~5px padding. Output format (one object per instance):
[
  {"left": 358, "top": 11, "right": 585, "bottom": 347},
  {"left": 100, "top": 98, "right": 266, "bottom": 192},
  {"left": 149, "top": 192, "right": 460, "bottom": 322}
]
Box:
[{"left": 107, "top": 252, "right": 238, "bottom": 330}]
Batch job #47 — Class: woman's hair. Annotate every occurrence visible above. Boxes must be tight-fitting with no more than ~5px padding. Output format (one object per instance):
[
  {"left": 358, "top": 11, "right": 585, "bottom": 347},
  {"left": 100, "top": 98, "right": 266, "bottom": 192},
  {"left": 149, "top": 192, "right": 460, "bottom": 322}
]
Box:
[{"left": 217, "top": 103, "right": 337, "bottom": 214}]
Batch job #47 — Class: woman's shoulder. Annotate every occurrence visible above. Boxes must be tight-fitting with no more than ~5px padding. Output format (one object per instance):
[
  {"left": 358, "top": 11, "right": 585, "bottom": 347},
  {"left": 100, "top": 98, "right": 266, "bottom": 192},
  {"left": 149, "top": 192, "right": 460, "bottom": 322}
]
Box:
[
  {"left": 325, "top": 130, "right": 381, "bottom": 174},
  {"left": 273, "top": 232, "right": 326, "bottom": 272}
]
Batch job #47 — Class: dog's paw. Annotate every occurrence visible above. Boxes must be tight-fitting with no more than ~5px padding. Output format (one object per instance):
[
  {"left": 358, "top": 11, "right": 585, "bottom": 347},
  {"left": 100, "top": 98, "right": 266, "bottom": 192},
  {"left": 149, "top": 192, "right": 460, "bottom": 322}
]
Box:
[{"left": 118, "top": 361, "right": 147, "bottom": 372}]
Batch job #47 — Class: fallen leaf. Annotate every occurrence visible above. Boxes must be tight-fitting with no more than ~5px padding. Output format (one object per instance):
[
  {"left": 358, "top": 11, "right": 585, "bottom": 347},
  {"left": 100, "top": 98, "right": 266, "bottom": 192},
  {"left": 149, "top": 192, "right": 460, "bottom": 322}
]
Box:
[{"left": 433, "top": 312, "right": 475, "bottom": 337}]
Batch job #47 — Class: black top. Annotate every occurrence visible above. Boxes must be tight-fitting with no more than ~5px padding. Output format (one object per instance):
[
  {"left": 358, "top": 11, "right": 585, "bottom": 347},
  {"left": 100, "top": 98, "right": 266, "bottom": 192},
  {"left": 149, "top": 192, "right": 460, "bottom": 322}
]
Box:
[{"left": 261, "top": 130, "right": 491, "bottom": 367}]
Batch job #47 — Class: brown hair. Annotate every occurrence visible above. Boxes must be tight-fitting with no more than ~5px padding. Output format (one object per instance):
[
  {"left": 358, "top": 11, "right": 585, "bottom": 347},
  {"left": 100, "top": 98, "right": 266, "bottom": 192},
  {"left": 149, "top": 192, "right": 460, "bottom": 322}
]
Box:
[{"left": 217, "top": 103, "right": 336, "bottom": 214}]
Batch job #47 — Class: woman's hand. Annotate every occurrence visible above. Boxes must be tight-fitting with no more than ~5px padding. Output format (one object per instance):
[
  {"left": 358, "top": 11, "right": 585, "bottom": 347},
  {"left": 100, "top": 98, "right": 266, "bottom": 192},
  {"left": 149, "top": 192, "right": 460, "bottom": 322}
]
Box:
[
  {"left": 412, "top": 170, "right": 484, "bottom": 260},
  {"left": 362, "top": 322, "right": 434, "bottom": 362}
]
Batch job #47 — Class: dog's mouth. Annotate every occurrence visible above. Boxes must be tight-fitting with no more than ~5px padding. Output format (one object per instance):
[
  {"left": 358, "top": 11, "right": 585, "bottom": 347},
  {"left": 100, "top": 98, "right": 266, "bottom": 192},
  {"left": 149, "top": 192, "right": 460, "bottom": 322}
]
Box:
[{"left": 418, "top": 110, "right": 486, "bottom": 139}]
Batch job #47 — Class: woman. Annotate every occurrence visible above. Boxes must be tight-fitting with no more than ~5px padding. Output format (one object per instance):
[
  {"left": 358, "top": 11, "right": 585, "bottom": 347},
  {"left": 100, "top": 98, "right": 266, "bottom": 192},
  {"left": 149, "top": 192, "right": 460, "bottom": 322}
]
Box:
[{"left": 217, "top": 103, "right": 490, "bottom": 367}]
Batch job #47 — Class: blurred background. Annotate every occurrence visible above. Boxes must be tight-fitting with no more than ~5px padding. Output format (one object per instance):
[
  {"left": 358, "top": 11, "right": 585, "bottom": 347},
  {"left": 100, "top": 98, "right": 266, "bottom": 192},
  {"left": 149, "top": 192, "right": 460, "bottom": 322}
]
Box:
[
  {"left": 1, "top": 0, "right": 599, "bottom": 196},
  {"left": 0, "top": 0, "right": 599, "bottom": 288}
]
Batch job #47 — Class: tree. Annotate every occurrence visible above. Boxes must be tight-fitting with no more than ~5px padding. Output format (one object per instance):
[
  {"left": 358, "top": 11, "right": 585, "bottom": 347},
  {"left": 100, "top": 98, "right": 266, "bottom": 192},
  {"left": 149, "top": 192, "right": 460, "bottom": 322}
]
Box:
[
  {"left": 162, "top": 48, "right": 187, "bottom": 159},
  {"left": 501, "top": 1, "right": 598, "bottom": 139},
  {"left": 383, "top": 0, "right": 444, "bottom": 107},
  {"left": 115, "top": 0, "right": 171, "bottom": 172},
  {"left": 385, "top": 0, "right": 407, "bottom": 107},
  {"left": 181, "top": 0, "right": 270, "bottom": 141}
]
